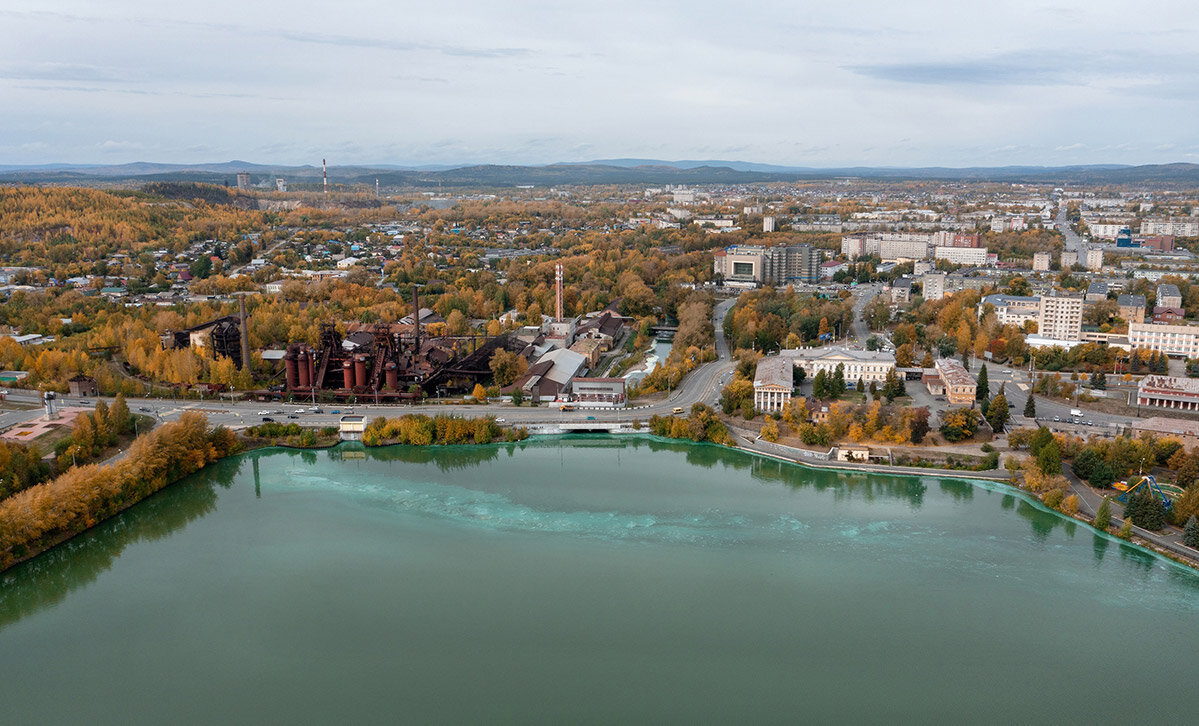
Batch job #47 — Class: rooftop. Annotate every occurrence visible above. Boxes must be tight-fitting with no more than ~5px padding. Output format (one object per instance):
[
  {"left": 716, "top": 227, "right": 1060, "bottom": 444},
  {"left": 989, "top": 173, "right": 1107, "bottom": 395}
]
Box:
[
  {"left": 754, "top": 356, "right": 794, "bottom": 389},
  {"left": 934, "top": 358, "right": 975, "bottom": 388},
  {"left": 1132, "top": 416, "right": 1199, "bottom": 438},
  {"left": 779, "top": 346, "right": 896, "bottom": 364}
]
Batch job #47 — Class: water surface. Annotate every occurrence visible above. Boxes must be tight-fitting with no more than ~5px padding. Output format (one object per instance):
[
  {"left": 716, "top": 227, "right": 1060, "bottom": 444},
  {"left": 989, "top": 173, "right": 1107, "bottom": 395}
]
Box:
[{"left": 2, "top": 437, "right": 1197, "bottom": 723}]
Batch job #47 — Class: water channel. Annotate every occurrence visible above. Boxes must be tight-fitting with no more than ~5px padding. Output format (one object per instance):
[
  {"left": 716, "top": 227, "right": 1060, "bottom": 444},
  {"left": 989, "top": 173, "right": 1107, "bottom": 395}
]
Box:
[{"left": 2, "top": 437, "right": 1197, "bottom": 723}]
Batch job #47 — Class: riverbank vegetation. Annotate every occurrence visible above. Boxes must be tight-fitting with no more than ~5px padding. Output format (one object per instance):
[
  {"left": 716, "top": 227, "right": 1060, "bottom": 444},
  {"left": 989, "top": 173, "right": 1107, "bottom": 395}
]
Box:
[
  {"left": 361, "top": 414, "right": 529, "bottom": 446},
  {"left": 647, "top": 404, "right": 734, "bottom": 446},
  {"left": 0, "top": 412, "right": 240, "bottom": 572},
  {"left": 243, "top": 422, "right": 340, "bottom": 449}
]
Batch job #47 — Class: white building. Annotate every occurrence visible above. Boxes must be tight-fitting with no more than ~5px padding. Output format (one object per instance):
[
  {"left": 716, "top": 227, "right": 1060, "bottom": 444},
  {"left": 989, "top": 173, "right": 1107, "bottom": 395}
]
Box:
[
  {"left": 1128, "top": 322, "right": 1199, "bottom": 356},
  {"left": 780, "top": 347, "right": 896, "bottom": 384},
  {"left": 878, "top": 238, "right": 930, "bottom": 262},
  {"left": 933, "top": 246, "right": 988, "bottom": 266},
  {"left": 1142, "top": 218, "right": 1199, "bottom": 237},
  {"left": 1037, "top": 293, "right": 1084, "bottom": 342},
  {"left": 1032, "top": 252, "right": 1051, "bottom": 272},
  {"left": 1060, "top": 251, "right": 1078, "bottom": 269},
  {"left": 1085, "top": 248, "right": 1104, "bottom": 272},
  {"left": 763, "top": 216, "right": 775, "bottom": 233},
  {"left": 753, "top": 356, "right": 793, "bottom": 413}
]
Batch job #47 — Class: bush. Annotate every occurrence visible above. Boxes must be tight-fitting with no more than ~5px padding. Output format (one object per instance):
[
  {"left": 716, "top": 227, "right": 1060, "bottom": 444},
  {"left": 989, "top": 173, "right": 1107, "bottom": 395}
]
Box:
[
  {"left": 1061, "top": 494, "right": 1079, "bottom": 515},
  {"left": 1117, "top": 519, "right": 1133, "bottom": 540},
  {"left": 1183, "top": 516, "right": 1199, "bottom": 549},
  {"left": 1043, "top": 488, "right": 1065, "bottom": 509}
]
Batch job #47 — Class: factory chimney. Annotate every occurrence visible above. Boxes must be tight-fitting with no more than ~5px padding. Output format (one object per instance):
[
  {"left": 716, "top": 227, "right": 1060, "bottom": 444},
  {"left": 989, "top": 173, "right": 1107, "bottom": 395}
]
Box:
[
  {"left": 412, "top": 284, "right": 421, "bottom": 353},
  {"left": 555, "top": 263, "right": 564, "bottom": 322},
  {"left": 238, "top": 295, "right": 251, "bottom": 371},
  {"left": 323, "top": 158, "right": 328, "bottom": 195}
]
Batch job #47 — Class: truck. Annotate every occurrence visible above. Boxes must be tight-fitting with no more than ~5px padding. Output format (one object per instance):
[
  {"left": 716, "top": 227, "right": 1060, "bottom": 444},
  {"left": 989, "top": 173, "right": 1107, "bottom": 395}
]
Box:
[
  {"left": 1070, "top": 408, "right": 1082, "bottom": 418},
  {"left": 672, "top": 407, "right": 685, "bottom": 414}
]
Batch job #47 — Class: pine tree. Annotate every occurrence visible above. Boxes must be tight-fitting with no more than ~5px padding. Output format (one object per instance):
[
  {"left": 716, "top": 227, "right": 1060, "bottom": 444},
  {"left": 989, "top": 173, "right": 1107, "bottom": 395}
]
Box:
[
  {"left": 1095, "top": 497, "right": 1112, "bottom": 530},
  {"left": 1183, "top": 516, "right": 1199, "bottom": 548},
  {"left": 1037, "top": 440, "right": 1062, "bottom": 476},
  {"left": 986, "top": 393, "right": 1009, "bottom": 432},
  {"left": 1024, "top": 394, "right": 1036, "bottom": 418},
  {"left": 976, "top": 364, "right": 989, "bottom": 401},
  {"left": 1091, "top": 369, "right": 1107, "bottom": 390}
]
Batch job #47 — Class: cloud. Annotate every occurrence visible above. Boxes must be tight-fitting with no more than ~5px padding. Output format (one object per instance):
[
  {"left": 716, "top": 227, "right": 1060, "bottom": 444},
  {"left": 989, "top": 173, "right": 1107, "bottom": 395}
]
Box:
[
  {"left": 276, "top": 30, "right": 530, "bottom": 58},
  {"left": 846, "top": 58, "right": 1066, "bottom": 86},
  {"left": 0, "top": 62, "right": 129, "bottom": 82}
]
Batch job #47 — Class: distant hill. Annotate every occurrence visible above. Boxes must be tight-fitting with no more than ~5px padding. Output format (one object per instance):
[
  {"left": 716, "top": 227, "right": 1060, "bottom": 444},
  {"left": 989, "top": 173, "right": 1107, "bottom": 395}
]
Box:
[{"left": 2, "top": 159, "right": 1197, "bottom": 187}]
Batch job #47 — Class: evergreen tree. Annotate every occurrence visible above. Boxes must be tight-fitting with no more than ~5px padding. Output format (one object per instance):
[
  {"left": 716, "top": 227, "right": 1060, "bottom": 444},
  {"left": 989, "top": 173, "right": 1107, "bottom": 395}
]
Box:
[
  {"left": 1091, "top": 369, "right": 1107, "bottom": 390},
  {"left": 832, "top": 363, "right": 846, "bottom": 396},
  {"left": 1072, "top": 447, "right": 1100, "bottom": 480},
  {"left": 961, "top": 351, "right": 970, "bottom": 370},
  {"left": 813, "top": 370, "right": 827, "bottom": 399},
  {"left": 976, "top": 364, "right": 989, "bottom": 401},
  {"left": 1037, "top": 439, "right": 1062, "bottom": 476},
  {"left": 1095, "top": 497, "right": 1112, "bottom": 531},
  {"left": 1030, "top": 426, "right": 1054, "bottom": 455},
  {"left": 1125, "top": 486, "right": 1166, "bottom": 530},
  {"left": 1183, "top": 515, "right": 1199, "bottom": 548},
  {"left": 1088, "top": 461, "right": 1115, "bottom": 488},
  {"left": 1024, "top": 394, "right": 1036, "bottom": 418}
]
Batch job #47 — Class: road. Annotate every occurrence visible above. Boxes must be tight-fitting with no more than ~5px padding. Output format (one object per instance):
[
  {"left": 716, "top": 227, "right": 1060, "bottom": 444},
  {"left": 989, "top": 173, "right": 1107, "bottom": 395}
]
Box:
[
  {"left": 1055, "top": 204, "right": 1086, "bottom": 256},
  {"left": 0, "top": 298, "right": 742, "bottom": 433},
  {"left": 851, "top": 283, "right": 883, "bottom": 346}
]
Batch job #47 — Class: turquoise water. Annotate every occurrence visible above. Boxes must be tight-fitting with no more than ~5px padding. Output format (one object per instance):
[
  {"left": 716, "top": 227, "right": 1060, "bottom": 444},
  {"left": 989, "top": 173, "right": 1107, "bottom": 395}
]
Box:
[{"left": 1, "top": 437, "right": 1197, "bottom": 723}]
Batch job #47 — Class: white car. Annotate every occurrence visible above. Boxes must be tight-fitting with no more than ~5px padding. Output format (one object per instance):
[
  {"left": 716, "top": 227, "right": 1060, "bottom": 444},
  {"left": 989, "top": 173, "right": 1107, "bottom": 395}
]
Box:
[{"left": 258, "top": 410, "right": 272, "bottom": 416}]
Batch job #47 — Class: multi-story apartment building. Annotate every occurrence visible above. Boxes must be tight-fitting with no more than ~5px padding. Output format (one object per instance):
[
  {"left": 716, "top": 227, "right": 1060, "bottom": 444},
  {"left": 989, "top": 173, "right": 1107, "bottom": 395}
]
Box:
[
  {"left": 922, "top": 273, "right": 946, "bottom": 302},
  {"left": 1085, "top": 248, "right": 1104, "bottom": 272},
  {"left": 979, "top": 294, "right": 1040, "bottom": 327},
  {"left": 1037, "top": 293, "right": 1084, "bottom": 341},
  {"left": 1060, "top": 251, "right": 1078, "bottom": 269},
  {"left": 1129, "top": 322, "right": 1199, "bottom": 356},
  {"left": 713, "top": 244, "right": 823, "bottom": 285},
  {"left": 1142, "top": 218, "right": 1199, "bottom": 237},
  {"left": 1117, "top": 294, "right": 1146, "bottom": 324},
  {"left": 1156, "top": 283, "right": 1182, "bottom": 309},
  {"left": 1032, "top": 252, "right": 1051, "bottom": 272},
  {"left": 933, "top": 246, "right": 988, "bottom": 266}
]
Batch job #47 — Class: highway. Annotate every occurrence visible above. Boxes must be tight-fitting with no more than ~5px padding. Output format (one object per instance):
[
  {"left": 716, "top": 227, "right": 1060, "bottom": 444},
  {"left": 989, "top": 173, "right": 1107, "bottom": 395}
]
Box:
[{"left": 0, "top": 298, "right": 741, "bottom": 433}]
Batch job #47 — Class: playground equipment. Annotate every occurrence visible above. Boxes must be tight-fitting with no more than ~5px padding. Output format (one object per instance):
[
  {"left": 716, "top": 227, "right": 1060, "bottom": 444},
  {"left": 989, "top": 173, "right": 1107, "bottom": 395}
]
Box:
[{"left": 1111, "top": 474, "right": 1174, "bottom": 510}]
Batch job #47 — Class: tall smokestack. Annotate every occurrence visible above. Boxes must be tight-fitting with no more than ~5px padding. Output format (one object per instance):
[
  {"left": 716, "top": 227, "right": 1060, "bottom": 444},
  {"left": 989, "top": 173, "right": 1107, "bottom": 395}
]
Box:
[
  {"left": 375, "top": 178, "right": 379, "bottom": 198},
  {"left": 412, "top": 284, "right": 421, "bottom": 353},
  {"left": 555, "top": 263, "right": 564, "bottom": 322},
  {"left": 323, "top": 158, "right": 328, "bottom": 195},
  {"left": 238, "top": 295, "right": 251, "bottom": 371}
]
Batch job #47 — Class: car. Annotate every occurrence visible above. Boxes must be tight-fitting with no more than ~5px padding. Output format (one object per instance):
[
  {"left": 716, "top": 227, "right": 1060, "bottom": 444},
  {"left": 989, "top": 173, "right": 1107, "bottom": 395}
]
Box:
[
  {"left": 311, "top": 407, "right": 323, "bottom": 413},
  {"left": 261, "top": 417, "right": 275, "bottom": 422},
  {"left": 1053, "top": 416, "right": 1060, "bottom": 422},
  {"left": 287, "top": 414, "right": 299, "bottom": 419},
  {"left": 1087, "top": 421, "right": 1095, "bottom": 426},
  {"left": 138, "top": 407, "right": 152, "bottom": 412},
  {"left": 331, "top": 409, "right": 341, "bottom": 414},
  {"left": 586, "top": 415, "right": 596, "bottom": 421},
  {"left": 495, "top": 418, "right": 505, "bottom": 423},
  {"left": 1007, "top": 401, "right": 1014, "bottom": 408},
  {"left": 258, "top": 410, "right": 272, "bottom": 416},
  {"left": 79, "top": 400, "right": 91, "bottom": 406}
]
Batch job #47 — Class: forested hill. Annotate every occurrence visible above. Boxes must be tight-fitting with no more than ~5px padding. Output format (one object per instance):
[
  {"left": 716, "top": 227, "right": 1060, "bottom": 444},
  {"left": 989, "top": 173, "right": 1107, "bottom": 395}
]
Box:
[{"left": 2, "top": 161, "right": 1199, "bottom": 187}]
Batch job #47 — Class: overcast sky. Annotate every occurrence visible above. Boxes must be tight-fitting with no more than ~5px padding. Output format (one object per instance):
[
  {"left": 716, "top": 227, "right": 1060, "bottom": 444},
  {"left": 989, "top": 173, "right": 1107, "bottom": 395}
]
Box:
[{"left": 2, "top": 0, "right": 1198, "bottom": 167}]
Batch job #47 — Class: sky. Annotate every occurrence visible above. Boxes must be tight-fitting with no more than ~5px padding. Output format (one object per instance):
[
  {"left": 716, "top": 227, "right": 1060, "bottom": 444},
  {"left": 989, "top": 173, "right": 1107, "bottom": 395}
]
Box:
[{"left": 2, "top": 0, "right": 1198, "bottom": 168}]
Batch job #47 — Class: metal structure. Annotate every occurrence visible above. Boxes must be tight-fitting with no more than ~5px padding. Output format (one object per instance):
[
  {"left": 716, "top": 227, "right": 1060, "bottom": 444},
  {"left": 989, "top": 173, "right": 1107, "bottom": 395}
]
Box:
[
  {"left": 278, "top": 287, "right": 519, "bottom": 401},
  {"left": 1112, "top": 474, "right": 1175, "bottom": 511}
]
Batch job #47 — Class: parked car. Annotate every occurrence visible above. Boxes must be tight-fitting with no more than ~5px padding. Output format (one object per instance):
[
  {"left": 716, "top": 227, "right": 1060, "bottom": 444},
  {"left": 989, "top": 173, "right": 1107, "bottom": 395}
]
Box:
[
  {"left": 586, "top": 416, "right": 596, "bottom": 421},
  {"left": 331, "top": 409, "right": 341, "bottom": 414},
  {"left": 287, "top": 414, "right": 299, "bottom": 419},
  {"left": 261, "top": 417, "right": 275, "bottom": 423},
  {"left": 311, "top": 407, "right": 323, "bottom": 413},
  {"left": 138, "top": 407, "right": 152, "bottom": 412},
  {"left": 1053, "top": 416, "right": 1060, "bottom": 422},
  {"left": 258, "top": 410, "right": 272, "bottom": 416}
]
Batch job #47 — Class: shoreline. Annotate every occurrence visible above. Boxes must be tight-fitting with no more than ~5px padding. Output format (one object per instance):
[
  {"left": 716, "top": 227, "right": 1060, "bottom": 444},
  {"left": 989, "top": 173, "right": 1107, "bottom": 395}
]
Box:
[{"left": 5, "top": 427, "right": 1196, "bottom": 576}]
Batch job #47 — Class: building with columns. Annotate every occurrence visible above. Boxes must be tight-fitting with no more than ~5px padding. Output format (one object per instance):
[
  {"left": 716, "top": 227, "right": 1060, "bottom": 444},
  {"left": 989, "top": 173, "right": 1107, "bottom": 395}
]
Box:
[
  {"left": 1137, "top": 375, "right": 1199, "bottom": 411},
  {"left": 753, "top": 356, "right": 794, "bottom": 413}
]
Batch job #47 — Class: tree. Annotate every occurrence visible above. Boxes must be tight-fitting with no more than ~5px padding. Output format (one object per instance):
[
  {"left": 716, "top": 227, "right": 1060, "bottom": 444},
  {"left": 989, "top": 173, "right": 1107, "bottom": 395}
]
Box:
[
  {"left": 940, "top": 408, "right": 981, "bottom": 442},
  {"left": 1183, "top": 515, "right": 1199, "bottom": 548},
  {"left": 812, "top": 369, "right": 828, "bottom": 399},
  {"left": 1091, "top": 369, "right": 1107, "bottom": 390},
  {"left": 1124, "top": 486, "right": 1166, "bottom": 530},
  {"left": 976, "top": 364, "right": 989, "bottom": 401},
  {"left": 1030, "top": 426, "right": 1055, "bottom": 456},
  {"left": 511, "top": 387, "right": 524, "bottom": 406},
  {"left": 831, "top": 363, "right": 846, "bottom": 396},
  {"left": 1024, "top": 394, "right": 1036, "bottom": 418},
  {"left": 446, "top": 309, "right": 468, "bottom": 335},
  {"left": 489, "top": 348, "right": 527, "bottom": 387},
  {"left": 986, "top": 393, "right": 1009, "bottom": 432},
  {"left": 1090, "top": 461, "right": 1116, "bottom": 489},
  {"left": 905, "top": 407, "right": 931, "bottom": 444},
  {"left": 1037, "top": 440, "right": 1062, "bottom": 476},
  {"left": 471, "top": 383, "right": 487, "bottom": 403},
  {"left": 761, "top": 419, "right": 779, "bottom": 442},
  {"left": 895, "top": 343, "right": 915, "bottom": 368},
  {"left": 1072, "top": 447, "right": 1101, "bottom": 480},
  {"left": 1095, "top": 498, "right": 1112, "bottom": 530}
]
